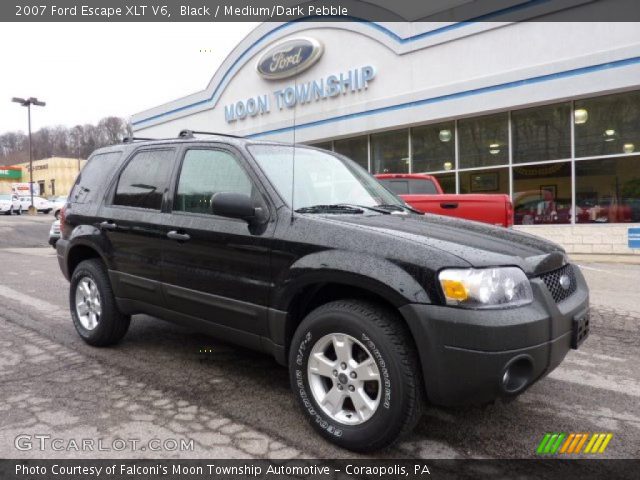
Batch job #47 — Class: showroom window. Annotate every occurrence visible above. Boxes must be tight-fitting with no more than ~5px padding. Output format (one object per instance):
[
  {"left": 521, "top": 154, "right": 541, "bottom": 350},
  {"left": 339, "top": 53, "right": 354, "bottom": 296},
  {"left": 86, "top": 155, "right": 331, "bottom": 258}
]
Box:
[
  {"left": 458, "top": 113, "right": 509, "bottom": 168},
  {"left": 432, "top": 173, "right": 456, "bottom": 193},
  {"left": 575, "top": 91, "right": 640, "bottom": 158},
  {"left": 459, "top": 168, "right": 509, "bottom": 195},
  {"left": 576, "top": 155, "right": 640, "bottom": 223},
  {"left": 312, "top": 89, "right": 640, "bottom": 224},
  {"left": 411, "top": 122, "right": 455, "bottom": 173},
  {"left": 513, "top": 162, "right": 572, "bottom": 225},
  {"left": 334, "top": 136, "right": 369, "bottom": 170},
  {"left": 512, "top": 103, "right": 571, "bottom": 163},
  {"left": 371, "top": 129, "right": 409, "bottom": 174}
]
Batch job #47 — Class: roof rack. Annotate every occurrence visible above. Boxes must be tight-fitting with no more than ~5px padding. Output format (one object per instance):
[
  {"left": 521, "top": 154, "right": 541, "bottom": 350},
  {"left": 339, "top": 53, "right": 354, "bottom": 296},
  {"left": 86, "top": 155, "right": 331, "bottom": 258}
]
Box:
[
  {"left": 122, "top": 137, "right": 156, "bottom": 143},
  {"left": 178, "top": 129, "right": 244, "bottom": 139}
]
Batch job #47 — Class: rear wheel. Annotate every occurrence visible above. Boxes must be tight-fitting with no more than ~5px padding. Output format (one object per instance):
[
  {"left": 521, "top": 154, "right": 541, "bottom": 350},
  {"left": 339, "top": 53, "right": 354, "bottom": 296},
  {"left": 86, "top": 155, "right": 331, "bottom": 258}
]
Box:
[
  {"left": 70, "top": 259, "right": 130, "bottom": 346},
  {"left": 289, "top": 300, "right": 422, "bottom": 452}
]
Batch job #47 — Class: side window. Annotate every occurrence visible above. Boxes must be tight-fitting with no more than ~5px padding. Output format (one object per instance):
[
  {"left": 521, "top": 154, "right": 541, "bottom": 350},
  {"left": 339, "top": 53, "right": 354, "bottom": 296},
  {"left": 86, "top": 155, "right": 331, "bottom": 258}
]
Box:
[
  {"left": 174, "top": 149, "right": 253, "bottom": 215},
  {"left": 113, "top": 149, "right": 175, "bottom": 210},
  {"left": 70, "top": 151, "right": 123, "bottom": 204}
]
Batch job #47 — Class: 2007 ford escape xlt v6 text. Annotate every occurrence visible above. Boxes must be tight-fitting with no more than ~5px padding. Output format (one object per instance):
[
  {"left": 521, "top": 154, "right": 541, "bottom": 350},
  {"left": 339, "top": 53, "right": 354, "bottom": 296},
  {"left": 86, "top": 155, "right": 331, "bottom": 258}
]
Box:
[{"left": 56, "top": 131, "right": 590, "bottom": 452}]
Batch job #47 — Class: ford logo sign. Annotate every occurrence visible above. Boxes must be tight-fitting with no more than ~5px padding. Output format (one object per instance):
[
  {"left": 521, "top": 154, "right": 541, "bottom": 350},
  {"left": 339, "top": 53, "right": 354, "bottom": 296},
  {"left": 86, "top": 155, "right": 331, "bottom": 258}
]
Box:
[{"left": 256, "top": 37, "right": 323, "bottom": 80}]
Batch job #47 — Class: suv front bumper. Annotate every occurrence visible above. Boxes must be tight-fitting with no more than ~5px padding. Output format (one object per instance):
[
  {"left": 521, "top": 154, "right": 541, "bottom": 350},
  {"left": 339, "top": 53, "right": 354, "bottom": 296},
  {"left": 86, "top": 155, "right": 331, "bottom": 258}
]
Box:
[{"left": 400, "top": 265, "right": 589, "bottom": 406}]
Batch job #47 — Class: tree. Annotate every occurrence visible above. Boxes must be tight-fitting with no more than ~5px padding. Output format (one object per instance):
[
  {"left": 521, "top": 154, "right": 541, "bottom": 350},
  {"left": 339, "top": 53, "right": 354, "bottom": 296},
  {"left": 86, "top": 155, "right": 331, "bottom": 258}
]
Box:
[{"left": 0, "top": 117, "right": 132, "bottom": 166}]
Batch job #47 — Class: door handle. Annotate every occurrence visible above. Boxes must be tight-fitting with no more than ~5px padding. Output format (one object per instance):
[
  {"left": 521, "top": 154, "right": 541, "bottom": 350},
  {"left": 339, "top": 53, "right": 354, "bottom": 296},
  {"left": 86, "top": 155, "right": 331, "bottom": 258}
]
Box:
[
  {"left": 167, "top": 230, "right": 191, "bottom": 242},
  {"left": 440, "top": 202, "right": 459, "bottom": 209},
  {"left": 99, "top": 221, "right": 117, "bottom": 230}
]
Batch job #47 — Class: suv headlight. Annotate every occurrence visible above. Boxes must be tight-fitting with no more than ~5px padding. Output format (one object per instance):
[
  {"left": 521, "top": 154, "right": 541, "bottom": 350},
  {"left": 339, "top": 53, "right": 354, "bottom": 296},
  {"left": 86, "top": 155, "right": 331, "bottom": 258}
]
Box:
[{"left": 438, "top": 267, "right": 533, "bottom": 309}]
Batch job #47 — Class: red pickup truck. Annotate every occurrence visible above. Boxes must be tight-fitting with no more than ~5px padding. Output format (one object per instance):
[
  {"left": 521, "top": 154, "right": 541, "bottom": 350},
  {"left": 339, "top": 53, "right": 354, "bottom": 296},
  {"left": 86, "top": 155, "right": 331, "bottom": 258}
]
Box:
[{"left": 376, "top": 173, "right": 514, "bottom": 227}]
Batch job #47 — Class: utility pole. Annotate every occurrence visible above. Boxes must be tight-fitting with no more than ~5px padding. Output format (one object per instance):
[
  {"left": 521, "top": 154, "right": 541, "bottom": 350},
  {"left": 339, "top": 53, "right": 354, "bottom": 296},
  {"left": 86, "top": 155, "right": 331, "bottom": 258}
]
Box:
[{"left": 12, "top": 97, "right": 46, "bottom": 215}]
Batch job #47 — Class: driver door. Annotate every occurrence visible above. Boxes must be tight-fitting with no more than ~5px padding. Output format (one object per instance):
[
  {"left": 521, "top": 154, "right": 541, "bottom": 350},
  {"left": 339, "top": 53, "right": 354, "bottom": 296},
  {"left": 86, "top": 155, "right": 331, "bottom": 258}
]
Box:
[{"left": 161, "top": 145, "right": 276, "bottom": 338}]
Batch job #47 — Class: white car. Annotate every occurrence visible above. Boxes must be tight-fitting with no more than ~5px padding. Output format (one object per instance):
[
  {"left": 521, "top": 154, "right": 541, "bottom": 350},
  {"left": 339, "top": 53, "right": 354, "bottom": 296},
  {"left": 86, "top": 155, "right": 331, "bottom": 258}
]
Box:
[
  {"left": 48, "top": 195, "right": 68, "bottom": 219},
  {"left": 0, "top": 193, "right": 22, "bottom": 215},
  {"left": 18, "top": 195, "right": 53, "bottom": 214}
]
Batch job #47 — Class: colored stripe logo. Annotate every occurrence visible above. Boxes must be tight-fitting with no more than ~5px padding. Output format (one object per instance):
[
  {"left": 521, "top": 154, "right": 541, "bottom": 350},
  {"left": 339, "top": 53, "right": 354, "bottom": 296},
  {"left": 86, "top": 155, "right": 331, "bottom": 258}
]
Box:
[{"left": 537, "top": 433, "right": 613, "bottom": 455}]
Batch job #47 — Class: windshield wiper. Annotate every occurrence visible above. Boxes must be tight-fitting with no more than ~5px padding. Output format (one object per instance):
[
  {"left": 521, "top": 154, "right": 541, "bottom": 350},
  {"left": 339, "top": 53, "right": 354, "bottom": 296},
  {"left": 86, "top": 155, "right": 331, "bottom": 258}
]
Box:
[
  {"left": 337, "top": 204, "right": 393, "bottom": 214},
  {"left": 295, "top": 204, "right": 365, "bottom": 214},
  {"left": 375, "top": 203, "right": 421, "bottom": 214}
]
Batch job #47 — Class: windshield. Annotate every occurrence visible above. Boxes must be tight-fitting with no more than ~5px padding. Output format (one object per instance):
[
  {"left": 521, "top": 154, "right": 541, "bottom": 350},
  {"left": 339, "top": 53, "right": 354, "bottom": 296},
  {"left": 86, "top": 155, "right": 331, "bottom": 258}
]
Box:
[{"left": 249, "top": 145, "right": 402, "bottom": 211}]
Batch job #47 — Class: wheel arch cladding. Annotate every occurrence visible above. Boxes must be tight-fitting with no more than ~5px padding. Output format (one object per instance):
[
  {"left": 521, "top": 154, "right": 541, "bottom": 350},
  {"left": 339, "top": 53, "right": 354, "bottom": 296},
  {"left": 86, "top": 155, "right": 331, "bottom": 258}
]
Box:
[
  {"left": 274, "top": 250, "right": 431, "bottom": 312},
  {"left": 67, "top": 244, "right": 104, "bottom": 277}
]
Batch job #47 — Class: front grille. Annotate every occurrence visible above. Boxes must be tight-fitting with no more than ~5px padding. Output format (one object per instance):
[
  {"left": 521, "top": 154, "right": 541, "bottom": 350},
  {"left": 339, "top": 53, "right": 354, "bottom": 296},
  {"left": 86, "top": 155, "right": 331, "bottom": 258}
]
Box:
[{"left": 540, "top": 264, "right": 577, "bottom": 303}]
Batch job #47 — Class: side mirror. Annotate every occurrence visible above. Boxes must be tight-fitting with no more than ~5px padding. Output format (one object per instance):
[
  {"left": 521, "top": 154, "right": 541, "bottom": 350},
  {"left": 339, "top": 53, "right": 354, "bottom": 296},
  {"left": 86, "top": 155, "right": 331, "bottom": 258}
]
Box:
[{"left": 211, "top": 192, "right": 256, "bottom": 222}]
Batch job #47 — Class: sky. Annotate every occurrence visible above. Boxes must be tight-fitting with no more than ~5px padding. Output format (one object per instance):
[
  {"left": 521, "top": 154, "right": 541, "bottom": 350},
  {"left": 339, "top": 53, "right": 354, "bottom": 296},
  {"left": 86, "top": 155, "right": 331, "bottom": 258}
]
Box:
[{"left": 0, "top": 22, "right": 258, "bottom": 134}]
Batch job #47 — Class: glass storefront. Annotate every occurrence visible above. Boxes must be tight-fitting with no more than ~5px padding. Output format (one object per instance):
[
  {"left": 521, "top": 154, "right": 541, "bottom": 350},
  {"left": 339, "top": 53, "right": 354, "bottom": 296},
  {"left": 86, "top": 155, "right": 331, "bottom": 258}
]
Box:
[
  {"left": 512, "top": 103, "right": 571, "bottom": 163},
  {"left": 306, "top": 89, "right": 640, "bottom": 225},
  {"left": 513, "top": 162, "right": 572, "bottom": 225},
  {"left": 334, "top": 136, "right": 368, "bottom": 170},
  {"left": 458, "top": 113, "right": 509, "bottom": 169},
  {"left": 575, "top": 91, "right": 640, "bottom": 158},
  {"left": 371, "top": 129, "right": 409, "bottom": 174},
  {"left": 411, "top": 122, "right": 455, "bottom": 173},
  {"left": 576, "top": 155, "right": 640, "bottom": 223}
]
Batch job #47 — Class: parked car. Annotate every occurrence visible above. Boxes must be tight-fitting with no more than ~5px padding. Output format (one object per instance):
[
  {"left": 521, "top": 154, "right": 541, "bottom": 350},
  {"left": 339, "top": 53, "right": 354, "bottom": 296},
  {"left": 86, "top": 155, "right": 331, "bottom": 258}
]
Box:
[
  {"left": 376, "top": 174, "right": 513, "bottom": 227},
  {"left": 56, "top": 133, "right": 589, "bottom": 452},
  {"left": 18, "top": 195, "right": 53, "bottom": 214},
  {"left": 48, "top": 195, "right": 68, "bottom": 219},
  {"left": 49, "top": 219, "right": 61, "bottom": 248},
  {"left": 0, "top": 193, "right": 22, "bottom": 215}
]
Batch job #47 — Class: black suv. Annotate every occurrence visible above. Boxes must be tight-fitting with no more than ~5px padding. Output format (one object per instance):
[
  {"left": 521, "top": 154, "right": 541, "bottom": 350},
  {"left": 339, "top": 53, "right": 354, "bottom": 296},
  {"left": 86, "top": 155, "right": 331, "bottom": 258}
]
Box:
[{"left": 57, "top": 131, "right": 589, "bottom": 452}]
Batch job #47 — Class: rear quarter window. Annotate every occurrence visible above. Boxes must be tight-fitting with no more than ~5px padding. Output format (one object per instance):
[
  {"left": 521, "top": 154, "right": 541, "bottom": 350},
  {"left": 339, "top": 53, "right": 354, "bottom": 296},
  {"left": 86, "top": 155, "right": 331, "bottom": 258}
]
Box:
[
  {"left": 70, "top": 151, "right": 124, "bottom": 204},
  {"left": 379, "top": 178, "right": 438, "bottom": 195}
]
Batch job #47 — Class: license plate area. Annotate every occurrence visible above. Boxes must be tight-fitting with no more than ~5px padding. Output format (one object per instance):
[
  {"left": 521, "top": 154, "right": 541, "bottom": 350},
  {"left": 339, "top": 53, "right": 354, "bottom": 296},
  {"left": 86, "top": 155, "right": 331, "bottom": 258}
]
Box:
[{"left": 571, "top": 311, "right": 590, "bottom": 349}]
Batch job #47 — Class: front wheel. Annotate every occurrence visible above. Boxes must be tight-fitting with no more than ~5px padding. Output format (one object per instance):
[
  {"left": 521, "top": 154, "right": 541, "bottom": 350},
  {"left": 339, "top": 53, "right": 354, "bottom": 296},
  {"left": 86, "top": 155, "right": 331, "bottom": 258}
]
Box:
[
  {"left": 70, "top": 259, "right": 131, "bottom": 346},
  {"left": 289, "top": 300, "right": 423, "bottom": 452}
]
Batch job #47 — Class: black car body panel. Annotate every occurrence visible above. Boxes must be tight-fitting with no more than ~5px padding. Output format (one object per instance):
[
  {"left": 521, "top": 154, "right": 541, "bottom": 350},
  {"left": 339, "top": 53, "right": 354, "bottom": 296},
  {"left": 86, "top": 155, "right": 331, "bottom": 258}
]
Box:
[{"left": 57, "top": 137, "right": 589, "bottom": 406}]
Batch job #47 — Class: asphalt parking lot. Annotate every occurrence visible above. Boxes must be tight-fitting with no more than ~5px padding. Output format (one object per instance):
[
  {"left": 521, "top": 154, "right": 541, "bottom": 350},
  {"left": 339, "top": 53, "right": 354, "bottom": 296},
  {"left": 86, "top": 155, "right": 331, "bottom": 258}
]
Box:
[{"left": 0, "top": 214, "right": 639, "bottom": 459}]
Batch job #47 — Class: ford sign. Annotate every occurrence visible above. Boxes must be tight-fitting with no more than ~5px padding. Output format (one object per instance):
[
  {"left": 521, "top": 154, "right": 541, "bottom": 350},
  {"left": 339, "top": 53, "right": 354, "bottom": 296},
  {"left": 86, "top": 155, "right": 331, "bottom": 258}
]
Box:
[{"left": 256, "top": 37, "right": 323, "bottom": 80}]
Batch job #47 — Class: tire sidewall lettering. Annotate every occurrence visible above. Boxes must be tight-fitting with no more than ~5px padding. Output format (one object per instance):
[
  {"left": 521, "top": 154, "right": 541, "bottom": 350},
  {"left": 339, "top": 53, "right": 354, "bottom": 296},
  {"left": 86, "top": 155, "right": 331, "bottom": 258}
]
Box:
[{"left": 361, "top": 333, "right": 392, "bottom": 409}]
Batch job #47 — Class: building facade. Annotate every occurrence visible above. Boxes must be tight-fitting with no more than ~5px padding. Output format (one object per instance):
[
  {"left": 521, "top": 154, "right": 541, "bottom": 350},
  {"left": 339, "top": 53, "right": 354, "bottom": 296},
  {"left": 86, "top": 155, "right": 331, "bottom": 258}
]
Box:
[
  {"left": 0, "top": 166, "right": 23, "bottom": 192},
  {"left": 11, "top": 157, "right": 86, "bottom": 197},
  {"left": 131, "top": 11, "right": 640, "bottom": 256}
]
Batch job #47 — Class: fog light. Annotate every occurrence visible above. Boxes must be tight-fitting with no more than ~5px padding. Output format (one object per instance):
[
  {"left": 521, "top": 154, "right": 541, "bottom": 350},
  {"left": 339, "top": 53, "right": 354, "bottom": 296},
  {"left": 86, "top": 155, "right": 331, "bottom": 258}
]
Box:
[{"left": 501, "top": 356, "right": 533, "bottom": 394}]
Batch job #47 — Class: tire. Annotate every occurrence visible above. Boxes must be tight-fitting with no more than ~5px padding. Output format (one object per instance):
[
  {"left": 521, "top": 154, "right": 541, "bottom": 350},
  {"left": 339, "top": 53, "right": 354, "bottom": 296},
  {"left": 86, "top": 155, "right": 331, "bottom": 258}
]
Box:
[
  {"left": 69, "top": 259, "right": 130, "bottom": 346},
  {"left": 289, "top": 299, "right": 423, "bottom": 452},
  {"left": 54, "top": 210, "right": 60, "bottom": 220},
  {"left": 16, "top": 207, "right": 22, "bottom": 216}
]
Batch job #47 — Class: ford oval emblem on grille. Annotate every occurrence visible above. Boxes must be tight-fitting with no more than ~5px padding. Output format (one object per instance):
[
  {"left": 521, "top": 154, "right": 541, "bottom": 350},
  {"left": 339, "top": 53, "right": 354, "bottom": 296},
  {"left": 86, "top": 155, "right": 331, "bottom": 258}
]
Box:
[
  {"left": 559, "top": 274, "right": 571, "bottom": 290},
  {"left": 256, "top": 37, "right": 323, "bottom": 80}
]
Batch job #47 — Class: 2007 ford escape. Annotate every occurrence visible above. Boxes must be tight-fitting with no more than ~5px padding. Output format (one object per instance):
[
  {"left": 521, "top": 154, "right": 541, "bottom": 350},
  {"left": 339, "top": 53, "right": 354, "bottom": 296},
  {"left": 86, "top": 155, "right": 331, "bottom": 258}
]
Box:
[{"left": 57, "top": 131, "right": 590, "bottom": 452}]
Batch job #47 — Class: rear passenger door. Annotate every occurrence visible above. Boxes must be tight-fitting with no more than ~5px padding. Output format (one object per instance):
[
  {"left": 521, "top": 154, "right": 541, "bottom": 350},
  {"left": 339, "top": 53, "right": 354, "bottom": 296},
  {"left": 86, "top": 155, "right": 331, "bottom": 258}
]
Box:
[
  {"left": 161, "top": 145, "right": 275, "bottom": 337},
  {"left": 99, "top": 147, "right": 176, "bottom": 306}
]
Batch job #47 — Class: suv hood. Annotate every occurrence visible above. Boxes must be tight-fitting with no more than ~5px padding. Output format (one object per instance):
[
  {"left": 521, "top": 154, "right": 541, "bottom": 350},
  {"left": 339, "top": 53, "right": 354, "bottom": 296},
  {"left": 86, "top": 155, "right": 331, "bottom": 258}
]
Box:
[{"left": 319, "top": 212, "right": 567, "bottom": 276}]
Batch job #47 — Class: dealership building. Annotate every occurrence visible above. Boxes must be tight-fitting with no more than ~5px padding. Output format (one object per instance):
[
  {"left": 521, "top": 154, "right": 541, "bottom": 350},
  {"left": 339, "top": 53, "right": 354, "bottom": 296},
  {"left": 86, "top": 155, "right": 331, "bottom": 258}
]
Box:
[{"left": 132, "top": 13, "right": 640, "bottom": 255}]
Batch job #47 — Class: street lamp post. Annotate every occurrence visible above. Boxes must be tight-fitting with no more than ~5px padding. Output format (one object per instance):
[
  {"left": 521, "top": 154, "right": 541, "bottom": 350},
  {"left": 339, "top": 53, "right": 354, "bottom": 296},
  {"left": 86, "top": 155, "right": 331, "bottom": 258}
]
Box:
[{"left": 12, "top": 97, "right": 46, "bottom": 215}]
